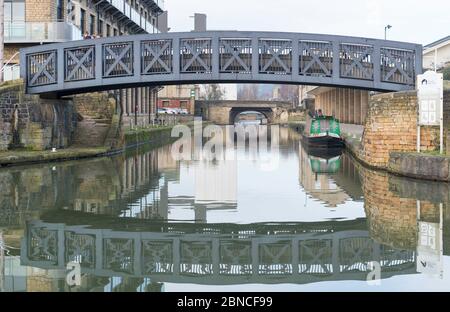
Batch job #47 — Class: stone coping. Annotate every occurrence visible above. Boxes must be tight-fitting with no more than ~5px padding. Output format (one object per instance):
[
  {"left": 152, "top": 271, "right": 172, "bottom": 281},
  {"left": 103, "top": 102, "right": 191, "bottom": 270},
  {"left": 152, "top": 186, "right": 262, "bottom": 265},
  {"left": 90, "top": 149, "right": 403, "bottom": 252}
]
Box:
[
  {"left": 388, "top": 152, "right": 450, "bottom": 181},
  {"left": 344, "top": 136, "right": 450, "bottom": 182},
  {"left": 0, "top": 147, "right": 109, "bottom": 167}
]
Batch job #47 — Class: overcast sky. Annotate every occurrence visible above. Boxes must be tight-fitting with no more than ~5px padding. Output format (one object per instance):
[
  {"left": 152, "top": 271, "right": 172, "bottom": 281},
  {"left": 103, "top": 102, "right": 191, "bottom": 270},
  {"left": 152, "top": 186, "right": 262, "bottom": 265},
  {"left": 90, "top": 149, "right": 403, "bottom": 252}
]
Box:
[{"left": 165, "top": 0, "right": 449, "bottom": 45}]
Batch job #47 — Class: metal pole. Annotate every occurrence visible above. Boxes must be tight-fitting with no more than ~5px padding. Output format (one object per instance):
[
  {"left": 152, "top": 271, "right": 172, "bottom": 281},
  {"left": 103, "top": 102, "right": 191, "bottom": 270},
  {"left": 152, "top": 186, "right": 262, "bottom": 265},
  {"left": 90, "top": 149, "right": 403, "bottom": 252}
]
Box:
[{"left": 135, "top": 89, "right": 138, "bottom": 127}]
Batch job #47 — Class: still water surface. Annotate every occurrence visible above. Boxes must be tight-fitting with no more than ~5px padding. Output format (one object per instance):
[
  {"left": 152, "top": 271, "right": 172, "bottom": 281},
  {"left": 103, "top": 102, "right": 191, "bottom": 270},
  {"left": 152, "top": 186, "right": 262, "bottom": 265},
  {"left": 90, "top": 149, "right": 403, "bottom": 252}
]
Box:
[{"left": 1, "top": 126, "right": 450, "bottom": 292}]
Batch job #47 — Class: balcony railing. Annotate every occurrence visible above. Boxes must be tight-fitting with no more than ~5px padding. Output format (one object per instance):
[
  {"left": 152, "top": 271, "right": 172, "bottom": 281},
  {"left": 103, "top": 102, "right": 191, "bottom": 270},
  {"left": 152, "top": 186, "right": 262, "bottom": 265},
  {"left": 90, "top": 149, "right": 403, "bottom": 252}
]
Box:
[
  {"left": 4, "top": 21, "right": 82, "bottom": 43},
  {"left": 106, "top": 0, "right": 161, "bottom": 34}
]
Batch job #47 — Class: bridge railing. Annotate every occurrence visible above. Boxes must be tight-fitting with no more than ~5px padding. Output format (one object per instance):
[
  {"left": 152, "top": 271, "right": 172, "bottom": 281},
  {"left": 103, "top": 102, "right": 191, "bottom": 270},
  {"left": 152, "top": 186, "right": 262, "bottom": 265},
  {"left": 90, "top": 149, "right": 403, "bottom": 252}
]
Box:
[{"left": 20, "top": 31, "right": 423, "bottom": 95}]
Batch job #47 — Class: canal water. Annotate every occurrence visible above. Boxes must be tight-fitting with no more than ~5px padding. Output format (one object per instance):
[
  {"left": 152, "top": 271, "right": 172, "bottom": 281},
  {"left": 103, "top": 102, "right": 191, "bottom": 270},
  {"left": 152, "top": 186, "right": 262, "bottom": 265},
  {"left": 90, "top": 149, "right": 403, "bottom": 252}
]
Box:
[{"left": 1, "top": 125, "right": 450, "bottom": 292}]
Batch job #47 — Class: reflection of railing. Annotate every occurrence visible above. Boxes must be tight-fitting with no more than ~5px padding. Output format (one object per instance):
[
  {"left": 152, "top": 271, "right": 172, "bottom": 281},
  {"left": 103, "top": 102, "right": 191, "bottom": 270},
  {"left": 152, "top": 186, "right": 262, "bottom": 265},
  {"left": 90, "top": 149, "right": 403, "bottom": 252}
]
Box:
[
  {"left": 4, "top": 21, "right": 82, "bottom": 43},
  {"left": 21, "top": 220, "right": 416, "bottom": 285}
]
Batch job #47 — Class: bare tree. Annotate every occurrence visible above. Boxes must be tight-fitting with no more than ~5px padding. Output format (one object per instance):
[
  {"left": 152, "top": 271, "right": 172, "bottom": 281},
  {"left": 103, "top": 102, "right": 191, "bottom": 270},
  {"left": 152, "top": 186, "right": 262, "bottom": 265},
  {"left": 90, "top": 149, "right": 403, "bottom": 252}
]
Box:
[{"left": 201, "top": 84, "right": 225, "bottom": 100}]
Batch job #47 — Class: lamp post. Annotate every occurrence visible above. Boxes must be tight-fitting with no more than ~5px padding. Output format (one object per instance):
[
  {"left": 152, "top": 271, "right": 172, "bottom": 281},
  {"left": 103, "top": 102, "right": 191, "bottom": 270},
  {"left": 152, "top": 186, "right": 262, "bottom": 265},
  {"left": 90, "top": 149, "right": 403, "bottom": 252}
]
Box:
[{"left": 384, "top": 25, "right": 392, "bottom": 40}]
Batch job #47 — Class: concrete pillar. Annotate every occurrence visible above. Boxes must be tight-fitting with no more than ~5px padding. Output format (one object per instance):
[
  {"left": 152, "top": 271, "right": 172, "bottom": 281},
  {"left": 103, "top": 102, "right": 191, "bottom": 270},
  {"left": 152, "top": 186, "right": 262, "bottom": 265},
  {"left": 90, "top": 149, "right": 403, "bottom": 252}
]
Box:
[
  {"left": 361, "top": 91, "right": 369, "bottom": 124},
  {"left": 138, "top": 88, "right": 143, "bottom": 114},
  {"left": 354, "top": 90, "right": 361, "bottom": 125},
  {"left": 126, "top": 89, "right": 131, "bottom": 115},
  {"left": 348, "top": 89, "right": 354, "bottom": 124},
  {"left": 328, "top": 91, "right": 331, "bottom": 116},
  {"left": 338, "top": 89, "right": 342, "bottom": 121},
  {"left": 329, "top": 91, "right": 332, "bottom": 116},
  {"left": 333, "top": 89, "right": 337, "bottom": 118},
  {"left": 338, "top": 89, "right": 343, "bottom": 122},
  {"left": 348, "top": 89, "right": 353, "bottom": 124},
  {"left": 343, "top": 89, "right": 348, "bottom": 123},
  {"left": 120, "top": 89, "right": 126, "bottom": 115},
  {"left": 145, "top": 87, "right": 149, "bottom": 114}
]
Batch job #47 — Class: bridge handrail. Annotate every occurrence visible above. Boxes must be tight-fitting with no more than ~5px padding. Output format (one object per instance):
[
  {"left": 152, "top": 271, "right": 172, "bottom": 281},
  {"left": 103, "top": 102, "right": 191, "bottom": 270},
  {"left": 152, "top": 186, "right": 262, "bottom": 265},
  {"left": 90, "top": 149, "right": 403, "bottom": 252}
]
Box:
[{"left": 20, "top": 31, "right": 423, "bottom": 96}]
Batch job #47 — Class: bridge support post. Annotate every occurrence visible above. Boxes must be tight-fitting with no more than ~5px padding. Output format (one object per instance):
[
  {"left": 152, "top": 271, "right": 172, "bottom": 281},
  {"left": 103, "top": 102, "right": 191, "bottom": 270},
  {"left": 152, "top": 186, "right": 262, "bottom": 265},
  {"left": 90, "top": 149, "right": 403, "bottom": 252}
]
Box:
[{"left": 292, "top": 238, "right": 299, "bottom": 275}]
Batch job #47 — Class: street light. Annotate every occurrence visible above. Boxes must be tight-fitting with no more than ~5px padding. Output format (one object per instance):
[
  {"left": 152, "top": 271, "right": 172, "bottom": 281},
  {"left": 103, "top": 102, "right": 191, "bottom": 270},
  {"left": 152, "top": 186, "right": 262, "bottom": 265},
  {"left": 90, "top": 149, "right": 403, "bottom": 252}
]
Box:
[{"left": 384, "top": 25, "right": 392, "bottom": 40}]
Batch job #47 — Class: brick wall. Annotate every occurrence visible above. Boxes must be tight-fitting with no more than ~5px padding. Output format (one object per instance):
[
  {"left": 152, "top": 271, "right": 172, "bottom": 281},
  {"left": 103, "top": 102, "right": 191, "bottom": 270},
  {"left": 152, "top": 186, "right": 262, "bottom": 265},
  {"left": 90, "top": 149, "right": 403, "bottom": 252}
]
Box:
[
  {"left": 359, "top": 91, "right": 440, "bottom": 168},
  {"left": 25, "top": 0, "right": 55, "bottom": 22}
]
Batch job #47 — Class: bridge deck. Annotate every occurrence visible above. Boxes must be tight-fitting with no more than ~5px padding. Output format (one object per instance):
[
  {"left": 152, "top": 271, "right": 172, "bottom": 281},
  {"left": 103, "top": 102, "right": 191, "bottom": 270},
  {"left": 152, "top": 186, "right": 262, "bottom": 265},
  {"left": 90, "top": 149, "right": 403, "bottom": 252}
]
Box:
[{"left": 20, "top": 31, "right": 423, "bottom": 97}]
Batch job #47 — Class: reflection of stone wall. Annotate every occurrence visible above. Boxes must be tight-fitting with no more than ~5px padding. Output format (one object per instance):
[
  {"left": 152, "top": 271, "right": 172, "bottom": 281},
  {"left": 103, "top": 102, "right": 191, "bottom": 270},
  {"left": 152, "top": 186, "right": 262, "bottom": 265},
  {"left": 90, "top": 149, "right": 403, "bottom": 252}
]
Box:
[
  {"left": 360, "top": 91, "right": 439, "bottom": 168},
  {"left": 358, "top": 160, "right": 444, "bottom": 250},
  {"left": 360, "top": 166, "right": 418, "bottom": 249},
  {"left": 0, "top": 167, "right": 55, "bottom": 226},
  {"left": 0, "top": 82, "right": 77, "bottom": 151}
]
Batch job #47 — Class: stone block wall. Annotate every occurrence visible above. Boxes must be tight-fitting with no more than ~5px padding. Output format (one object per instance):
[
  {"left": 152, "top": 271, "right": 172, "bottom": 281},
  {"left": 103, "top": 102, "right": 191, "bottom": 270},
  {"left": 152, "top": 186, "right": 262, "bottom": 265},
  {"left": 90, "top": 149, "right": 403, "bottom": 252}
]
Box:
[
  {"left": 73, "top": 93, "right": 116, "bottom": 120},
  {"left": 444, "top": 90, "right": 450, "bottom": 155},
  {"left": 0, "top": 81, "right": 77, "bottom": 151},
  {"left": 359, "top": 91, "right": 440, "bottom": 168}
]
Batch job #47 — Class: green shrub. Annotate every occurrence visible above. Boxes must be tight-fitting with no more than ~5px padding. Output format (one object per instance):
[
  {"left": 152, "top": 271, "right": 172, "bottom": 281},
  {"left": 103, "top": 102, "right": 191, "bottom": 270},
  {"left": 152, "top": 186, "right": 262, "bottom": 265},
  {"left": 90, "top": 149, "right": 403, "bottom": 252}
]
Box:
[{"left": 442, "top": 66, "right": 450, "bottom": 81}]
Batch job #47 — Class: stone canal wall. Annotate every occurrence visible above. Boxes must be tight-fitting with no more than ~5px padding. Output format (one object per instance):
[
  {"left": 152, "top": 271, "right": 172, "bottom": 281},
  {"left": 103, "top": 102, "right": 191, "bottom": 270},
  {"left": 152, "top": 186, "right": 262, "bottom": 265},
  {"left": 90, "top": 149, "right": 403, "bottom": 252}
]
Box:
[
  {"left": 359, "top": 91, "right": 440, "bottom": 168},
  {"left": 0, "top": 81, "right": 122, "bottom": 153},
  {"left": 345, "top": 88, "right": 450, "bottom": 181},
  {"left": 0, "top": 81, "right": 77, "bottom": 151}
]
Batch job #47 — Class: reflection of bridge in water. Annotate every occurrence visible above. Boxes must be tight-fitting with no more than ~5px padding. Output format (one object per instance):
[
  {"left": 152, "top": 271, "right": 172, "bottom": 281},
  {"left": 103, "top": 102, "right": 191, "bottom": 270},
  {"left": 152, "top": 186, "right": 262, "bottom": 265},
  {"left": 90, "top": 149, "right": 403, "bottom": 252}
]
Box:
[{"left": 22, "top": 217, "right": 416, "bottom": 286}]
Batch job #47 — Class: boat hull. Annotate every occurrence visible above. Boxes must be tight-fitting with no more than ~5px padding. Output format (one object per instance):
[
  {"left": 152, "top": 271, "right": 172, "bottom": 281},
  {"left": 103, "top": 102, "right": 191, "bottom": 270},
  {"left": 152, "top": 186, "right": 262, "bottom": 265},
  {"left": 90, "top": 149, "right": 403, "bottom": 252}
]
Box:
[{"left": 301, "top": 134, "right": 345, "bottom": 149}]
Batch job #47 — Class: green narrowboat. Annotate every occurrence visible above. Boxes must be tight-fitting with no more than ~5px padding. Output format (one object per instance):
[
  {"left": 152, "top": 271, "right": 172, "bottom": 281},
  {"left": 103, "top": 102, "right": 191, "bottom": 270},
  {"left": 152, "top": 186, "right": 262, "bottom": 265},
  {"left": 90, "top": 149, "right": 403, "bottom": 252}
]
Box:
[{"left": 302, "top": 115, "right": 344, "bottom": 149}]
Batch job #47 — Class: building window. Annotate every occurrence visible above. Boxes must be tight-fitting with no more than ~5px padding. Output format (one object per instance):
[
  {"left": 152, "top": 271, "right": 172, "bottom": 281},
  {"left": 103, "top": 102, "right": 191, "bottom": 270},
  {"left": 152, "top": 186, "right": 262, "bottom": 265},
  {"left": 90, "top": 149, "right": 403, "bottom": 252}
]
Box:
[
  {"left": 98, "top": 19, "right": 103, "bottom": 36},
  {"left": 180, "top": 101, "right": 188, "bottom": 109},
  {"left": 162, "top": 101, "right": 170, "bottom": 107},
  {"left": 57, "top": 0, "right": 64, "bottom": 20},
  {"left": 4, "top": 0, "right": 25, "bottom": 22},
  {"left": 89, "top": 14, "right": 95, "bottom": 36},
  {"left": 113, "top": 28, "right": 118, "bottom": 36},
  {"left": 80, "top": 8, "right": 86, "bottom": 34},
  {"left": 106, "top": 24, "right": 111, "bottom": 37}
]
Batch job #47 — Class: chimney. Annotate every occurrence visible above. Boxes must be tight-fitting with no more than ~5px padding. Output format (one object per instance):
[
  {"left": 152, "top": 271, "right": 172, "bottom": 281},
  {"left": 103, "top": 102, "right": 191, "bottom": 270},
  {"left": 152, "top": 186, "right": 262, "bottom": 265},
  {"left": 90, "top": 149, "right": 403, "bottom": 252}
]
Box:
[{"left": 193, "top": 13, "right": 207, "bottom": 32}]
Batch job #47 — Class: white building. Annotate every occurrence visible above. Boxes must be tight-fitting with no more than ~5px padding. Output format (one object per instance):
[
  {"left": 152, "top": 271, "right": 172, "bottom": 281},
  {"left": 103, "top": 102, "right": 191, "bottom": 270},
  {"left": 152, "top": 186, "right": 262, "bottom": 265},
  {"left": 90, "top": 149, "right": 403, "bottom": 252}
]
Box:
[{"left": 423, "top": 36, "right": 450, "bottom": 71}]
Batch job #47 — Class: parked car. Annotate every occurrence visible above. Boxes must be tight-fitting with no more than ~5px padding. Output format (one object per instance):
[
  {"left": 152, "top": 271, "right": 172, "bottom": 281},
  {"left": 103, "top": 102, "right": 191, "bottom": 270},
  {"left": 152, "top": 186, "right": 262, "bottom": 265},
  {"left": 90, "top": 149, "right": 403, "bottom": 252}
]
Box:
[
  {"left": 158, "top": 108, "right": 177, "bottom": 114},
  {"left": 166, "top": 108, "right": 178, "bottom": 114},
  {"left": 179, "top": 109, "right": 189, "bottom": 115}
]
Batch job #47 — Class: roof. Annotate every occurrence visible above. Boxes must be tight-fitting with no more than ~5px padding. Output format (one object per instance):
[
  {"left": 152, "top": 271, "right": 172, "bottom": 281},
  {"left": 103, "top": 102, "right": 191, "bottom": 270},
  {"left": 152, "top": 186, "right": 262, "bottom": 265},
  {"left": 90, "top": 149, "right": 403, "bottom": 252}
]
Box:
[{"left": 424, "top": 35, "right": 450, "bottom": 49}]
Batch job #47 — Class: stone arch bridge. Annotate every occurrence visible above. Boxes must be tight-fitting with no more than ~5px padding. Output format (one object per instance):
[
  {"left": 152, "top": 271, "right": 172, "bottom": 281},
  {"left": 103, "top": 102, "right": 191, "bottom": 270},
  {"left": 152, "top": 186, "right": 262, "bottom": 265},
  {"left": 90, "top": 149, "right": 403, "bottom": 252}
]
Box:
[
  {"left": 20, "top": 31, "right": 422, "bottom": 97},
  {"left": 195, "top": 100, "right": 292, "bottom": 125}
]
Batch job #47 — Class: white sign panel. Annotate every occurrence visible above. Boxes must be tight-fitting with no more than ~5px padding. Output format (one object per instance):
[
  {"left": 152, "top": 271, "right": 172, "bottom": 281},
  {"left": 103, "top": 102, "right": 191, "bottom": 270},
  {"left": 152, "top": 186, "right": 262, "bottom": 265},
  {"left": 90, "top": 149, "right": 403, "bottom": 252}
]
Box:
[
  {"left": 416, "top": 221, "right": 442, "bottom": 276},
  {"left": 417, "top": 71, "right": 443, "bottom": 126}
]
